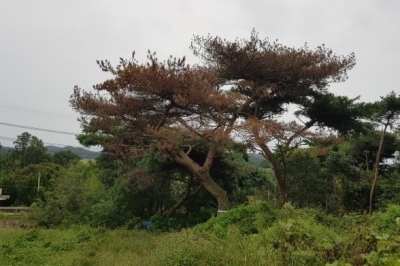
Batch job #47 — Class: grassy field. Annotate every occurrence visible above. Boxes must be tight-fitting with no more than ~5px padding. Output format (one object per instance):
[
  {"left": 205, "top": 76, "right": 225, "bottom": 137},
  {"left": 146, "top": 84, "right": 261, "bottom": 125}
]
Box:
[
  {"left": 2, "top": 204, "right": 400, "bottom": 266},
  {"left": 0, "top": 226, "right": 275, "bottom": 266},
  {"left": 0, "top": 226, "right": 174, "bottom": 266},
  {"left": 0, "top": 227, "right": 242, "bottom": 266}
]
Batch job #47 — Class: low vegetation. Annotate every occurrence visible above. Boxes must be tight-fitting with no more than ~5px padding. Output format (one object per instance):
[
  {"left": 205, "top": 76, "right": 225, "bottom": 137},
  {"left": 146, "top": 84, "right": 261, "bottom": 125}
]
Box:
[{"left": 1, "top": 202, "right": 400, "bottom": 265}]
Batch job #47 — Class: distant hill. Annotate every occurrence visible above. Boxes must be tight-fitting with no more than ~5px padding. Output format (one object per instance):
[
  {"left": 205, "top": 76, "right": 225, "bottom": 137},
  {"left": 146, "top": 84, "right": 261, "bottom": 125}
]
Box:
[
  {"left": 0, "top": 146, "right": 12, "bottom": 153},
  {"left": 46, "top": 146, "right": 100, "bottom": 159},
  {"left": 1, "top": 146, "right": 268, "bottom": 164},
  {"left": 0, "top": 145, "right": 100, "bottom": 159},
  {"left": 247, "top": 153, "right": 271, "bottom": 168}
]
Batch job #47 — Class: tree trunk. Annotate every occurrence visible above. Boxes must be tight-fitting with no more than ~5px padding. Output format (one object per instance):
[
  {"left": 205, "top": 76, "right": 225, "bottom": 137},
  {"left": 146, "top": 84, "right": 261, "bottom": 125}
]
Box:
[
  {"left": 369, "top": 122, "right": 389, "bottom": 214},
  {"left": 201, "top": 173, "right": 230, "bottom": 214},
  {"left": 164, "top": 184, "right": 202, "bottom": 218},
  {"left": 251, "top": 120, "right": 315, "bottom": 206},
  {"left": 169, "top": 147, "right": 230, "bottom": 214},
  {"left": 256, "top": 141, "right": 287, "bottom": 205},
  {"left": 271, "top": 166, "right": 288, "bottom": 205}
]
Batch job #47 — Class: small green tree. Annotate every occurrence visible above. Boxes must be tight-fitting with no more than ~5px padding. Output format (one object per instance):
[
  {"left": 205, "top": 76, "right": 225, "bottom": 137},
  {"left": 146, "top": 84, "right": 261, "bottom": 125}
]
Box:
[
  {"left": 53, "top": 150, "right": 80, "bottom": 167},
  {"left": 10, "top": 132, "right": 52, "bottom": 168},
  {"left": 341, "top": 127, "right": 400, "bottom": 171},
  {"left": 360, "top": 92, "right": 400, "bottom": 214},
  {"left": 12, "top": 163, "right": 64, "bottom": 206}
]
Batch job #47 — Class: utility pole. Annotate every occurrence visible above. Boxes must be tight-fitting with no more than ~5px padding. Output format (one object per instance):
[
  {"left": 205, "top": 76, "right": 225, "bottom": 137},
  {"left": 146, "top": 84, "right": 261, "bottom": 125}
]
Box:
[{"left": 37, "top": 171, "right": 41, "bottom": 192}]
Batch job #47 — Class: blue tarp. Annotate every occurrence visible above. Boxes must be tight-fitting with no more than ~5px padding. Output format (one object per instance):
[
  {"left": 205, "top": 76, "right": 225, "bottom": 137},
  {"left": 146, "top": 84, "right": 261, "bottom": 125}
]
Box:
[{"left": 142, "top": 220, "right": 153, "bottom": 230}]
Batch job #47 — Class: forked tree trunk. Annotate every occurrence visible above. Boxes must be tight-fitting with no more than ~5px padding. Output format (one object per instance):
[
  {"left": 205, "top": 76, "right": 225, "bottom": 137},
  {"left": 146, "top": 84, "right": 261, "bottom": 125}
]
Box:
[
  {"left": 170, "top": 147, "right": 230, "bottom": 214},
  {"left": 252, "top": 122, "right": 315, "bottom": 206}
]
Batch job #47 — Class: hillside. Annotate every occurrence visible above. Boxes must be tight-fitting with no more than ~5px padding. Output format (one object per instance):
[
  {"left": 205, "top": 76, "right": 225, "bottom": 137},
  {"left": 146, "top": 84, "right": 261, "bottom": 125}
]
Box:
[
  {"left": 0, "top": 145, "right": 100, "bottom": 159},
  {"left": 247, "top": 153, "right": 271, "bottom": 168},
  {"left": 1, "top": 146, "right": 269, "bottom": 163},
  {"left": 46, "top": 146, "right": 100, "bottom": 159}
]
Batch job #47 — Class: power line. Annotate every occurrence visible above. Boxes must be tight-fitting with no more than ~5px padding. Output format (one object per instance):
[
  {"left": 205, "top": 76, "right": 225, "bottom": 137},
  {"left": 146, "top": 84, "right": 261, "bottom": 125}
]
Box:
[
  {"left": 0, "top": 135, "right": 72, "bottom": 148},
  {"left": 0, "top": 103, "right": 76, "bottom": 118},
  {"left": 0, "top": 122, "right": 101, "bottom": 150},
  {"left": 0, "top": 136, "right": 15, "bottom": 142},
  {"left": 0, "top": 121, "right": 78, "bottom": 136}
]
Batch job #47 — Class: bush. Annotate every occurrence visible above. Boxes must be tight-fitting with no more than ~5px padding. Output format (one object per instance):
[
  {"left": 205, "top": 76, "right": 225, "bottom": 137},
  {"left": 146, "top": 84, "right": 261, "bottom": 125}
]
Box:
[
  {"left": 261, "top": 216, "right": 344, "bottom": 265},
  {"left": 376, "top": 204, "right": 400, "bottom": 234},
  {"left": 194, "top": 199, "right": 277, "bottom": 237}
]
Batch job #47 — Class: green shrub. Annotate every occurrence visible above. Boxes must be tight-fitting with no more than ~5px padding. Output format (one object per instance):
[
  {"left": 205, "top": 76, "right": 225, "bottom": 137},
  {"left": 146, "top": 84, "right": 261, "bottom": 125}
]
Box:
[
  {"left": 148, "top": 212, "right": 176, "bottom": 232},
  {"left": 194, "top": 199, "right": 277, "bottom": 237},
  {"left": 0, "top": 227, "right": 106, "bottom": 266},
  {"left": 155, "top": 227, "right": 273, "bottom": 266},
  {"left": 377, "top": 205, "right": 400, "bottom": 234},
  {"left": 261, "top": 216, "right": 344, "bottom": 265}
]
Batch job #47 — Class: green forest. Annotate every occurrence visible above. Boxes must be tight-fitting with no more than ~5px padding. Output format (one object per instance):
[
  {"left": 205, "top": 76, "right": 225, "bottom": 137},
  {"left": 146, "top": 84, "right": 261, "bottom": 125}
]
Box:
[{"left": 1, "top": 32, "right": 400, "bottom": 265}]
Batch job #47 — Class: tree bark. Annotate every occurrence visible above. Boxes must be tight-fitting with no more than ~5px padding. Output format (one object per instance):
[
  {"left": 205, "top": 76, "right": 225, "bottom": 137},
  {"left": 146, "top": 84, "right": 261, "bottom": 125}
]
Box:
[
  {"left": 200, "top": 171, "right": 230, "bottom": 213},
  {"left": 169, "top": 146, "right": 230, "bottom": 213},
  {"left": 261, "top": 145, "right": 287, "bottom": 205},
  {"left": 252, "top": 122, "right": 315, "bottom": 206},
  {"left": 254, "top": 134, "right": 287, "bottom": 205},
  {"left": 369, "top": 122, "right": 389, "bottom": 214}
]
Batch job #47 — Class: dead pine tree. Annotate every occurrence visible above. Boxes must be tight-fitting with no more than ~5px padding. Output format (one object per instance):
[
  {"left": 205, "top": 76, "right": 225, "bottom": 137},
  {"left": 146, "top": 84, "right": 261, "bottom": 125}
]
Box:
[
  {"left": 191, "top": 30, "right": 358, "bottom": 204},
  {"left": 70, "top": 52, "right": 245, "bottom": 213}
]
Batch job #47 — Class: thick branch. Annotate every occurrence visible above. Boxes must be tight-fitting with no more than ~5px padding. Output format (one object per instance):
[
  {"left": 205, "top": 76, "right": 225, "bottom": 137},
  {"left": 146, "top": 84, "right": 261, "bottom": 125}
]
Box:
[
  {"left": 203, "top": 145, "right": 217, "bottom": 170},
  {"left": 155, "top": 102, "right": 174, "bottom": 131}
]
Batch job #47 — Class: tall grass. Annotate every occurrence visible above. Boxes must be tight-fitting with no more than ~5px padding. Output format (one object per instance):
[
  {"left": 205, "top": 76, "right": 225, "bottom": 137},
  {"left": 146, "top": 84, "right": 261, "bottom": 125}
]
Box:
[{"left": 1, "top": 203, "right": 400, "bottom": 265}]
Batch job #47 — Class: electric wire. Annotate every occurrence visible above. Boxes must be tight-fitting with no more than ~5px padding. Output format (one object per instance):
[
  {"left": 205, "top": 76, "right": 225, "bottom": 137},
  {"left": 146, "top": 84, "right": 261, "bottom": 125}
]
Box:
[
  {"left": 0, "top": 135, "right": 98, "bottom": 151},
  {"left": 0, "top": 121, "right": 78, "bottom": 136},
  {"left": 0, "top": 103, "right": 76, "bottom": 118}
]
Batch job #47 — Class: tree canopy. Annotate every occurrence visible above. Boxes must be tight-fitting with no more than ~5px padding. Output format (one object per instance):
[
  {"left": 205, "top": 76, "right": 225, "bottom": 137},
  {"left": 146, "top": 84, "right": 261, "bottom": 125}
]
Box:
[
  {"left": 70, "top": 31, "right": 359, "bottom": 210},
  {"left": 191, "top": 31, "right": 358, "bottom": 202},
  {"left": 71, "top": 52, "right": 240, "bottom": 211}
]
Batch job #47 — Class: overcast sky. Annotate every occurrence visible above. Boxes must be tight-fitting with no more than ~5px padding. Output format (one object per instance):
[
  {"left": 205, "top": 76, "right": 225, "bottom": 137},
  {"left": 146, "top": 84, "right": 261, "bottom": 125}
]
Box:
[{"left": 0, "top": 0, "right": 399, "bottom": 149}]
